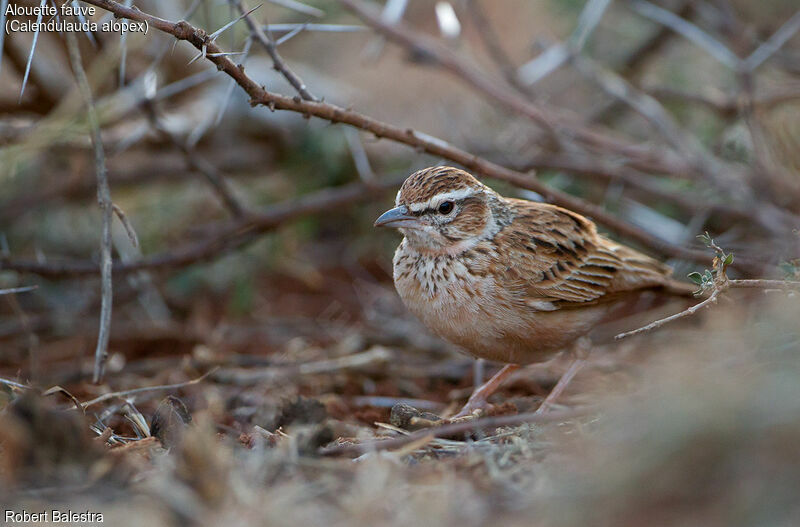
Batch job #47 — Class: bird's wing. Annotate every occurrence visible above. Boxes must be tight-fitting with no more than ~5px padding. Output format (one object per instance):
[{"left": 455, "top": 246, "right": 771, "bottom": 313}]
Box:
[{"left": 495, "top": 200, "right": 674, "bottom": 306}]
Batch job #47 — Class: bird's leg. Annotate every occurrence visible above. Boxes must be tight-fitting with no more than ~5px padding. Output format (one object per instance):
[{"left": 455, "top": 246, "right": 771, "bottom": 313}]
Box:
[
  {"left": 473, "top": 358, "right": 486, "bottom": 390},
  {"left": 536, "top": 338, "right": 591, "bottom": 414},
  {"left": 452, "top": 364, "right": 520, "bottom": 419}
]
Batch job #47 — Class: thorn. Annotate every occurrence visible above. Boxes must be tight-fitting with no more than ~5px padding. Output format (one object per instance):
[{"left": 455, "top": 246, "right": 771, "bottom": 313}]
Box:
[{"left": 208, "top": 3, "right": 262, "bottom": 41}]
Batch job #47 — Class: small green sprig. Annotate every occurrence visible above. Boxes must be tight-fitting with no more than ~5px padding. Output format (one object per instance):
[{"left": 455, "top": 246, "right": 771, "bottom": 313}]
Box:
[
  {"left": 687, "top": 232, "right": 733, "bottom": 295},
  {"left": 779, "top": 259, "right": 800, "bottom": 281}
]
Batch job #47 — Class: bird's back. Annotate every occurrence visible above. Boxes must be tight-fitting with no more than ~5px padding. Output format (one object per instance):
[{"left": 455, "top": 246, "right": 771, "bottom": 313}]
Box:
[{"left": 497, "top": 198, "right": 683, "bottom": 307}]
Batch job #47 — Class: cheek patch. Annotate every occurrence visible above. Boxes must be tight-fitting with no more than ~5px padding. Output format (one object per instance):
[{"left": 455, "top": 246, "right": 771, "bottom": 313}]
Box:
[{"left": 453, "top": 200, "right": 488, "bottom": 236}]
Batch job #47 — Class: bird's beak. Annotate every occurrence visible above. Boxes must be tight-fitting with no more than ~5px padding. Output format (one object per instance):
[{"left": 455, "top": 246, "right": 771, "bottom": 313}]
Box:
[{"left": 374, "top": 205, "right": 420, "bottom": 229}]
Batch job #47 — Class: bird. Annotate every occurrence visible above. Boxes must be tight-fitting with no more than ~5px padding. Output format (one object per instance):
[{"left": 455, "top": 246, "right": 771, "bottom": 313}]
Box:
[{"left": 374, "top": 166, "right": 693, "bottom": 418}]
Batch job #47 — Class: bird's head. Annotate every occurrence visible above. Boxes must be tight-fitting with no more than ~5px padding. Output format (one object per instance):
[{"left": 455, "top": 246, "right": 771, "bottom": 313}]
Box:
[{"left": 374, "top": 166, "right": 510, "bottom": 254}]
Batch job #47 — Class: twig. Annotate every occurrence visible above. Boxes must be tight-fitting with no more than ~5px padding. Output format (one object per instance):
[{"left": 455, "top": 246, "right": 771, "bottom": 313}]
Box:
[
  {"left": 571, "top": 55, "right": 714, "bottom": 170},
  {"left": 0, "top": 377, "right": 32, "bottom": 390},
  {"left": 214, "top": 37, "right": 254, "bottom": 127},
  {"left": 0, "top": 285, "right": 38, "bottom": 295},
  {"left": 265, "top": 0, "right": 324, "bottom": 18},
  {"left": 235, "top": 0, "right": 316, "bottom": 101},
  {"left": 297, "top": 347, "right": 392, "bottom": 375},
  {"left": 631, "top": 0, "right": 741, "bottom": 69},
  {"left": 633, "top": 1, "right": 800, "bottom": 73},
  {"left": 0, "top": 0, "right": 9, "bottom": 77},
  {"left": 613, "top": 237, "right": 799, "bottom": 340},
  {"left": 144, "top": 102, "right": 247, "bottom": 217},
  {"left": 517, "top": 0, "right": 611, "bottom": 85},
  {"left": 614, "top": 287, "right": 722, "bottom": 340},
  {"left": 464, "top": 0, "right": 527, "bottom": 94},
  {"left": 729, "top": 279, "right": 800, "bottom": 291},
  {"left": 19, "top": 0, "right": 46, "bottom": 102},
  {"left": 111, "top": 204, "right": 139, "bottom": 248},
  {"left": 319, "top": 408, "right": 584, "bottom": 457},
  {"left": 79, "top": 369, "right": 216, "bottom": 409},
  {"left": 65, "top": 32, "right": 113, "bottom": 384},
  {"left": 570, "top": 0, "right": 613, "bottom": 49},
  {"left": 645, "top": 85, "right": 800, "bottom": 114},
  {"left": 267, "top": 23, "right": 365, "bottom": 33},
  {"left": 212, "top": 347, "right": 392, "bottom": 385},
  {"left": 588, "top": 0, "right": 691, "bottom": 124},
  {"left": 744, "top": 10, "right": 800, "bottom": 71},
  {"left": 343, "top": 128, "right": 375, "bottom": 182},
  {"left": 350, "top": 396, "right": 444, "bottom": 412}
]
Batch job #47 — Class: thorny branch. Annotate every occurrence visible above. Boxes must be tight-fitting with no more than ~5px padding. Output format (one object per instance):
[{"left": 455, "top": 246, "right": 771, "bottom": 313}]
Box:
[{"left": 233, "top": 0, "right": 316, "bottom": 101}]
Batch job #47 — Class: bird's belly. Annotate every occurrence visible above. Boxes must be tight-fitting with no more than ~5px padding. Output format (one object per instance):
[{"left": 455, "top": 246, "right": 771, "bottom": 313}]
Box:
[{"left": 395, "top": 269, "right": 607, "bottom": 364}]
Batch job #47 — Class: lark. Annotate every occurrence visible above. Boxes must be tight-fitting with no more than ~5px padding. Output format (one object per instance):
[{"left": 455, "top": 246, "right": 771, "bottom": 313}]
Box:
[{"left": 375, "top": 166, "right": 692, "bottom": 417}]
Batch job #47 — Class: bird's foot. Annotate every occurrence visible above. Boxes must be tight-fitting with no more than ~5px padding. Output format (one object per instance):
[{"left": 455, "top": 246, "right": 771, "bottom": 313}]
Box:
[
  {"left": 448, "top": 363, "right": 521, "bottom": 421},
  {"left": 450, "top": 395, "right": 491, "bottom": 420}
]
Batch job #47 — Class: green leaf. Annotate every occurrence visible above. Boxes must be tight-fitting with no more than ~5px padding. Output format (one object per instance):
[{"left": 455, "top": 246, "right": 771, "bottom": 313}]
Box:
[
  {"left": 779, "top": 261, "right": 799, "bottom": 279},
  {"left": 697, "top": 231, "right": 712, "bottom": 247},
  {"left": 688, "top": 272, "right": 703, "bottom": 285},
  {"left": 723, "top": 253, "right": 734, "bottom": 265}
]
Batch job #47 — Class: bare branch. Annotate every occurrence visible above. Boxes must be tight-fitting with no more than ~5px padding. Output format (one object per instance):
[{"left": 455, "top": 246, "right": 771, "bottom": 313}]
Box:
[
  {"left": 0, "top": 377, "right": 32, "bottom": 390},
  {"left": 631, "top": 0, "right": 741, "bottom": 69},
  {"left": 79, "top": 369, "right": 216, "bottom": 409},
  {"left": 265, "top": 0, "right": 324, "bottom": 18},
  {"left": 65, "top": 31, "right": 113, "bottom": 384},
  {"left": 729, "top": 279, "right": 800, "bottom": 291},
  {"left": 266, "top": 23, "right": 367, "bottom": 33},
  {"left": 20, "top": 0, "right": 47, "bottom": 102},
  {"left": 0, "top": 285, "right": 38, "bottom": 295},
  {"left": 656, "top": 85, "right": 800, "bottom": 112},
  {"left": 343, "top": 128, "right": 375, "bottom": 183},
  {"left": 517, "top": 44, "right": 570, "bottom": 86},
  {"left": 465, "top": 0, "right": 525, "bottom": 92},
  {"left": 111, "top": 204, "right": 139, "bottom": 249},
  {"left": 144, "top": 101, "right": 248, "bottom": 217},
  {"left": 615, "top": 241, "right": 800, "bottom": 340},
  {"left": 0, "top": 0, "right": 9, "bottom": 77},
  {"left": 571, "top": 0, "right": 613, "bottom": 50},
  {"left": 572, "top": 56, "right": 708, "bottom": 163},
  {"left": 615, "top": 288, "right": 721, "bottom": 340},
  {"left": 744, "top": 10, "right": 800, "bottom": 71},
  {"left": 516, "top": 0, "right": 611, "bottom": 86}
]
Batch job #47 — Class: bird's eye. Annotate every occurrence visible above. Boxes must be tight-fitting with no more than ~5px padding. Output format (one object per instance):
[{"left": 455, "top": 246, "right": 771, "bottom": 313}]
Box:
[{"left": 437, "top": 201, "right": 454, "bottom": 214}]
